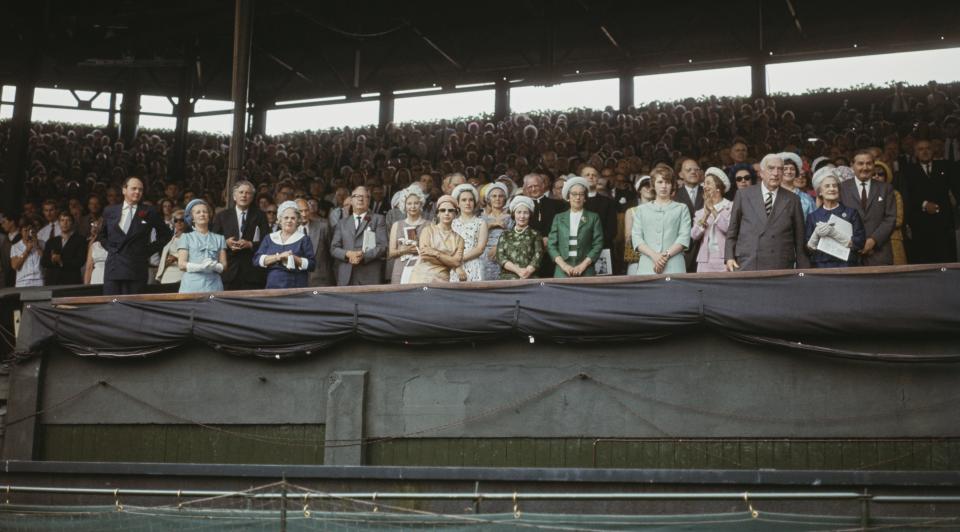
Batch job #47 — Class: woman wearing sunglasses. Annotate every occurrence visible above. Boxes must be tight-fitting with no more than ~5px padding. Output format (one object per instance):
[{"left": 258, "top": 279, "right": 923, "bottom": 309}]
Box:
[
  {"left": 155, "top": 209, "right": 186, "bottom": 287},
  {"left": 409, "top": 195, "right": 467, "bottom": 283}
]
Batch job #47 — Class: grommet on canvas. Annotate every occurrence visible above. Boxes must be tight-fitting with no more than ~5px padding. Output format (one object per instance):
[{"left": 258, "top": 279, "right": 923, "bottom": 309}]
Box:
[
  {"left": 665, "top": 276, "right": 671, "bottom": 281},
  {"left": 112, "top": 298, "right": 118, "bottom": 303},
  {"left": 422, "top": 286, "right": 429, "bottom": 291},
  {"left": 313, "top": 290, "right": 318, "bottom": 295},
  {"left": 275, "top": 354, "right": 281, "bottom": 359},
  {"left": 528, "top": 336, "right": 535, "bottom": 344},
  {"left": 539, "top": 282, "right": 545, "bottom": 287},
  {"left": 208, "top": 294, "right": 215, "bottom": 299},
  {"left": 798, "top": 272, "right": 805, "bottom": 277},
  {"left": 942, "top": 267, "right": 948, "bottom": 272}
]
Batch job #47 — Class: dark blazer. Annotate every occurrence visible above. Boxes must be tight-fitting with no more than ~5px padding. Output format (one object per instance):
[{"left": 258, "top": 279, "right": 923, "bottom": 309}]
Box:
[
  {"left": 584, "top": 194, "right": 618, "bottom": 250},
  {"left": 41, "top": 233, "right": 86, "bottom": 285},
  {"left": 302, "top": 219, "right": 334, "bottom": 286},
  {"left": 676, "top": 184, "right": 704, "bottom": 272},
  {"left": 547, "top": 209, "right": 604, "bottom": 277},
  {"left": 900, "top": 161, "right": 959, "bottom": 263},
  {"left": 840, "top": 178, "right": 897, "bottom": 266},
  {"left": 211, "top": 206, "right": 270, "bottom": 289},
  {"left": 531, "top": 195, "right": 568, "bottom": 277},
  {"left": 330, "top": 212, "right": 388, "bottom": 286},
  {"left": 98, "top": 203, "right": 172, "bottom": 282},
  {"left": 725, "top": 185, "right": 811, "bottom": 271}
]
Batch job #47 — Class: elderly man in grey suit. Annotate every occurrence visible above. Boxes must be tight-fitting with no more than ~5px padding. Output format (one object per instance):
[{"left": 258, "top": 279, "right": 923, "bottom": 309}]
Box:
[
  {"left": 295, "top": 198, "right": 334, "bottom": 286},
  {"left": 725, "top": 154, "right": 811, "bottom": 271},
  {"left": 840, "top": 150, "right": 896, "bottom": 266},
  {"left": 331, "top": 186, "right": 388, "bottom": 286}
]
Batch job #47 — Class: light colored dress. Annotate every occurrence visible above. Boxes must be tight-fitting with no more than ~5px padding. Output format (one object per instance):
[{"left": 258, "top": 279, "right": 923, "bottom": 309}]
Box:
[
  {"left": 156, "top": 234, "right": 184, "bottom": 284},
  {"left": 630, "top": 200, "right": 691, "bottom": 275},
  {"left": 89, "top": 241, "right": 107, "bottom": 285},
  {"left": 690, "top": 199, "right": 732, "bottom": 273},
  {"left": 481, "top": 212, "right": 514, "bottom": 281},
  {"left": 177, "top": 230, "right": 226, "bottom": 293},
  {"left": 390, "top": 219, "right": 427, "bottom": 284},
  {"left": 409, "top": 224, "right": 464, "bottom": 283},
  {"left": 451, "top": 216, "right": 485, "bottom": 281},
  {"left": 11, "top": 240, "right": 44, "bottom": 287}
]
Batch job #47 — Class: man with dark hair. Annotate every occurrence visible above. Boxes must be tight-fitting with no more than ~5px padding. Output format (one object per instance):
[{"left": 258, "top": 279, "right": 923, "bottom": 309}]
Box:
[
  {"left": 98, "top": 176, "right": 172, "bottom": 295},
  {"left": 901, "top": 140, "right": 959, "bottom": 263},
  {"left": 840, "top": 150, "right": 897, "bottom": 266},
  {"left": 211, "top": 180, "right": 269, "bottom": 290},
  {"left": 41, "top": 212, "right": 85, "bottom": 285}
]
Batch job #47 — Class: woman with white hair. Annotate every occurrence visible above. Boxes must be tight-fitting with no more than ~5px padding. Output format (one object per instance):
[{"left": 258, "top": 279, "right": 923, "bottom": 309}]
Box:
[
  {"left": 481, "top": 182, "right": 513, "bottom": 280},
  {"left": 177, "top": 199, "right": 227, "bottom": 293},
  {"left": 450, "top": 183, "right": 488, "bottom": 281},
  {"left": 253, "top": 200, "right": 316, "bottom": 288},
  {"left": 495, "top": 195, "right": 542, "bottom": 280},
  {"left": 547, "top": 176, "right": 603, "bottom": 277},
  {"left": 388, "top": 185, "right": 428, "bottom": 284},
  {"left": 805, "top": 167, "right": 866, "bottom": 268},
  {"left": 690, "top": 168, "right": 733, "bottom": 272}
]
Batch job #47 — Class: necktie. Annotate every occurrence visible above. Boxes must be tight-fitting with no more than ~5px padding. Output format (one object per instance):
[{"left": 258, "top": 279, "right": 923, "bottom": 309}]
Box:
[
  {"left": 239, "top": 210, "right": 247, "bottom": 236},
  {"left": 764, "top": 192, "right": 773, "bottom": 216},
  {"left": 860, "top": 182, "right": 868, "bottom": 210},
  {"left": 355, "top": 215, "right": 362, "bottom": 230},
  {"left": 924, "top": 163, "right": 931, "bottom": 176},
  {"left": 121, "top": 205, "right": 133, "bottom": 234}
]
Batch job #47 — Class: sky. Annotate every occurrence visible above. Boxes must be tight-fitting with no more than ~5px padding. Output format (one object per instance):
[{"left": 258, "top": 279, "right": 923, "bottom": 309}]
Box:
[{"left": 3, "top": 47, "right": 960, "bottom": 133}]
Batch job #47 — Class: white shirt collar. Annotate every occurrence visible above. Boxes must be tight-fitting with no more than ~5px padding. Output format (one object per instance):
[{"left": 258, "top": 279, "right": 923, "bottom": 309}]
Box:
[{"left": 760, "top": 183, "right": 778, "bottom": 198}]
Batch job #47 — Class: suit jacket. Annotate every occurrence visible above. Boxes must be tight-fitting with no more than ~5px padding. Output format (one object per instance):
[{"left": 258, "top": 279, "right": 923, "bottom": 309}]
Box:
[
  {"left": 41, "top": 233, "right": 86, "bottom": 285},
  {"left": 840, "top": 178, "right": 897, "bottom": 266},
  {"left": 0, "top": 233, "right": 16, "bottom": 288},
  {"left": 585, "top": 193, "right": 618, "bottom": 250},
  {"left": 900, "top": 161, "right": 959, "bottom": 263},
  {"left": 725, "top": 185, "right": 810, "bottom": 271},
  {"left": 98, "top": 203, "right": 172, "bottom": 282},
  {"left": 330, "top": 212, "right": 388, "bottom": 286},
  {"left": 546, "top": 210, "right": 604, "bottom": 277},
  {"left": 302, "top": 219, "right": 334, "bottom": 286},
  {"left": 676, "top": 185, "right": 705, "bottom": 272},
  {"left": 530, "top": 196, "right": 568, "bottom": 277},
  {"left": 211, "top": 206, "right": 270, "bottom": 289}
]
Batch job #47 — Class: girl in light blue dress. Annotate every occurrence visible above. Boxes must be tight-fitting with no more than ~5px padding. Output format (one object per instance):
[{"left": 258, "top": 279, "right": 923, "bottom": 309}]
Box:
[
  {"left": 177, "top": 199, "right": 227, "bottom": 293},
  {"left": 631, "top": 168, "right": 691, "bottom": 275}
]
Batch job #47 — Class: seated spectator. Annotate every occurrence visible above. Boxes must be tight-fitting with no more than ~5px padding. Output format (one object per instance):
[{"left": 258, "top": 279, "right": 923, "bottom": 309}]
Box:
[
  {"left": 450, "top": 183, "right": 488, "bottom": 282},
  {"left": 388, "top": 185, "right": 428, "bottom": 284},
  {"left": 254, "top": 200, "right": 316, "bottom": 289},
  {"left": 10, "top": 218, "right": 44, "bottom": 287},
  {"left": 177, "top": 199, "right": 226, "bottom": 293},
  {"left": 631, "top": 166, "right": 691, "bottom": 275},
  {"left": 155, "top": 210, "right": 185, "bottom": 286},
  {"left": 41, "top": 212, "right": 85, "bottom": 285},
  {"left": 409, "top": 195, "right": 466, "bottom": 283},
  {"left": 548, "top": 176, "right": 603, "bottom": 278},
  {"left": 691, "top": 168, "right": 733, "bottom": 273},
  {"left": 806, "top": 168, "right": 866, "bottom": 268},
  {"left": 495, "top": 195, "right": 542, "bottom": 280}
]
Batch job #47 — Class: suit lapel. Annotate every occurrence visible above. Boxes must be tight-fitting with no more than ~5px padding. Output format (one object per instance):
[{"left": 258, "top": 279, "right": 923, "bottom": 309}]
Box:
[{"left": 767, "top": 190, "right": 788, "bottom": 226}]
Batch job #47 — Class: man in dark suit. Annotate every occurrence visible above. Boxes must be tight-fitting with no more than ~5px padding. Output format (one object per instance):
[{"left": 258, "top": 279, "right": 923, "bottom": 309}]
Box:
[
  {"left": 840, "top": 150, "right": 897, "bottom": 266},
  {"left": 580, "top": 166, "right": 618, "bottom": 251},
  {"left": 523, "top": 173, "right": 567, "bottom": 278},
  {"left": 211, "top": 180, "right": 270, "bottom": 290},
  {"left": 41, "top": 212, "right": 86, "bottom": 285},
  {"left": 901, "top": 140, "right": 959, "bottom": 263},
  {"left": 675, "top": 158, "right": 704, "bottom": 272},
  {"left": 98, "top": 176, "right": 172, "bottom": 295},
  {"left": 0, "top": 213, "right": 21, "bottom": 288},
  {"left": 725, "top": 154, "right": 810, "bottom": 271},
  {"left": 295, "top": 198, "right": 334, "bottom": 287},
  {"left": 330, "top": 186, "right": 388, "bottom": 286}
]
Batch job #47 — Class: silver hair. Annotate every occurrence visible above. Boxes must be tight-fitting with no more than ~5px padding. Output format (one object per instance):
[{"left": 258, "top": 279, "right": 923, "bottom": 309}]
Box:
[{"left": 759, "top": 153, "right": 784, "bottom": 171}]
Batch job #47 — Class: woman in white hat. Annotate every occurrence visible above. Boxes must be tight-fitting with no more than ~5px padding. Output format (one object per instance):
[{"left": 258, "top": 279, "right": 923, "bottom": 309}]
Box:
[
  {"left": 623, "top": 175, "right": 652, "bottom": 275},
  {"left": 495, "top": 195, "right": 542, "bottom": 280},
  {"left": 409, "top": 195, "right": 466, "bottom": 283},
  {"left": 779, "top": 151, "right": 816, "bottom": 220},
  {"left": 630, "top": 166, "right": 691, "bottom": 275},
  {"left": 450, "top": 183, "right": 488, "bottom": 281},
  {"left": 804, "top": 167, "right": 866, "bottom": 268},
  {"left": 547, "top": 176, "right": 603, "bottom": 277},
  {"left": 480, "top": 182, "right": 513, "bottom": 280},
  {"left": 387, "top": 185, "right": 428, "bottom": 284},
  {"left": 177, "top": 199, "right": 227, "bottom": 293},
  {"left": 690, "top": 168, "right": 733, "bottom": 272}
]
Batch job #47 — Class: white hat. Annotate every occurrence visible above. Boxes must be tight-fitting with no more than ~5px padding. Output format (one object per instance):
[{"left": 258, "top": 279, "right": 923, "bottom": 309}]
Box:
[
  {"left": 812, "top": 165, "right": 839, "bottom": 191},
  {"left": 703, "top": 167, "right": 731, "bottom": 193},
  {"left": 450, "top": 183, "right": 479, "bottom": 204},
  {"left": 508, "top": 195, "right": 535, "bottom": 213},
  {"left": 779, "top": 151, "right": 803, "bottom": 171},
  {"left": 634, "top": 175, "right": 651, "bottom": 191},
  {"left": 399, "top": 184, "right": 426, "bottom": 206},
  {"left": 561, "top": 176, "right": 590, "bottom": 200},
  {"left": 390, "top": 189, "right": 405, "bottom": 209},
  {"left": 811, "top": 156, "right": 830, "bottom": 172},
  {"left": 484, "top": 182, "right": 509, "bottom": 201}
]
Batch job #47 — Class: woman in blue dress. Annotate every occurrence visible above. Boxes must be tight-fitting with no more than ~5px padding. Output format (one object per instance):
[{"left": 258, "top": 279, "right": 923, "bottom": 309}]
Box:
[
  {"left": 253, "top": 200, "right": 316, "bottom": 288},
  {"left": 805, "top": 168, "right": 866, "bottom": 268},
  {"left": 177, "top": 199, "right": 227, "bottom": 293},
  {"left": 631, "top": 166, "right": 691, "bottom": 275}
]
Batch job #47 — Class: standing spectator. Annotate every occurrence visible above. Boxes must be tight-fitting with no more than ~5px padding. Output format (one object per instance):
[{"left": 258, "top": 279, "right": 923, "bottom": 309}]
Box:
[
  {"left": 41, "top": 212, "right": 85, "bottom": 285},
  {"left": 177, "top": 199, "right": 227, "bottom": 293},
  {"left": 0, "top": 214, "right": 18, "bottom": 288},
  {"left": 331, "top": 186, "right": 388, "bottom": 286},
  {"left": 524, "top": 173, "right": 567, "bottom": 278},
  {"left": 10, "top": 218, "right": 44, "bottom": 288},
  {"left": 387, "top": 186, "right": 428, "bottom": 284},
  {"left": 450, "top": 184, "right": 488, "bottom": 282},
  {"left": 155, "top": 210, "right": 185, "bottom": 287},
  {"left": 725, "top": 154, "right": 810, "bottom": 271},
  {"left": 83, "top": 219, "right": 108, "bottom": 285},
  {"left": 873, "top": 161, "right": 908, "bottom": 265},
  {"left": 691, "top": 168, "right": 733, "bottom": 273},
  {"left": 254, "top": 201, "right": 316, "bottom": 289},
  {"left": 547, "top": 177, "right": 603, "bottom": 278},
  {"left": 901, "top": 140, "right": 959, "bottom": 263},
  {"left": 295, "top": 198, "right": 333, "bottom": 287},
  {"left": 728, "top": 163, "right": 756, "bottom": 199},
  {"left": 98, "top": 176, "right": 172, "bottom": 295},
  {"left": 840, "top": 150, "right": 897, "bottom": 266},
  {"left": 805, "top": 168, "right": 866, "bottom": 269},
  {"left": 631, "top": 166, "right": 691, "bottom": 275},
  {"left": 481, "top": 183, "right": 512, "bottom": 281},
  {"left": 409, "top": 195, "right": 466, "bottom": 283},
  {"left": 37, "top": 200, "right": 62, "bottom": 243},
  {"left": 265, "top": 204, "right": 279, "bottom": 232},
  {"left": 78, "top": 194, "right": 103, "bottom": 238},
  {"left": 495, "top": 196, "right": 542, "bottom": 280},
  {"left": 580, "top": 166, "right": 618, "bottom": 252},
  {"left": 674, "top": 158, "right": 703, "bottom": 272},
  {"left": 623, "top": 176, "right": 652, "bottom": 275},
  {"left": 211, "top": 180, "right": 270, "bottom": 290},
  {"left": 779, "top": 152, "right": 816, "bottom": 220}
]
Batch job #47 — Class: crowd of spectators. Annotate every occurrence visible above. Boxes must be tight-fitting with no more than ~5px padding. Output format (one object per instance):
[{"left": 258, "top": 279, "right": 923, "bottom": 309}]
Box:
[{"left": 2, "top": 80, "right": 959, "bottom": 291}]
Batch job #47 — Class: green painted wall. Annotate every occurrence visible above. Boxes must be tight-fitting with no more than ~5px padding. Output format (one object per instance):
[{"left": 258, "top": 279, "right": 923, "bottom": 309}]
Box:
[{"left": 39, "top": 425, "right": 325, "bottom": 464}]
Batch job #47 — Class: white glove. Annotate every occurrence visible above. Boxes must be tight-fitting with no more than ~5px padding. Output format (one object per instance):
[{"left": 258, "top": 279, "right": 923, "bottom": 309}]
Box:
[
  {"left": 834, "top": 233, "right": 851, "bottom": 248},
  {"left": 211, "top": 261, "right": 224, "bottom": 274},
  {"left": 186, "top": 262, "right": 205, "bottom": 273},
  {"left": 814, "top": 222, "right": 832, "bottom": 237},
  {"left": 200, "top": 258, "right": 217, "bottom": 271},
  {"left": 807, "top": 233, "right": 821, "bottom": 250}
]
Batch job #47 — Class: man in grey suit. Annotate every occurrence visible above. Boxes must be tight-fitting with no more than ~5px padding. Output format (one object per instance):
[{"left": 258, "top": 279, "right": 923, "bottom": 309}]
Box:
[
  {"left": 840, "top": 150, "right": 896, "bottom": 266},
  {"left": 330, "top": 186, "right": 388, "bottom": 286},
  {"left": 725, "top": 154, "right": 811, "bottom": 271},
  {"left": 295, "top": 199, "right": 333, "bottom": 287}
]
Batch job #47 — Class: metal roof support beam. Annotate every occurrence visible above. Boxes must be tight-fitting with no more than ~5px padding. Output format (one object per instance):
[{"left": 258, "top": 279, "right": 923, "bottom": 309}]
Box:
[
  {"left": 494, "top": 78, "right": 510, "bottom": 121},
  {"left": 118, "top": 75, "right": 140, "bottom": 147},
  {"left": 226, "top": 0, "right": 254, "bottom": 209},
  {"left": 619, "top": 69, "right": 633, "bottom": 112},
  {"left": 171, "top": 45, "right": 195, "bottom": 183},
  {"left": 378, "top": 89, "right": 394, "bottom": 131}
]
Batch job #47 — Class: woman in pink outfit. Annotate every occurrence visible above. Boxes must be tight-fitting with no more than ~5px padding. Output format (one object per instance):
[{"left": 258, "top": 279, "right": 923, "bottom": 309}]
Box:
[{"left": 691, "top": 167, "right": 733, "bottom": 273}]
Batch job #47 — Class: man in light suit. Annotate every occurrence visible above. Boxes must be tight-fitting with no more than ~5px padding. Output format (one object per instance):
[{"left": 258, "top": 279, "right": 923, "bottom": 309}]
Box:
[
  {"left": 840, "top": 150, "right": 897, "bottom": 266},
  {"left": 211, "top": 180, "right": 270, "bottom": 290},
  {"left": 98, "top": 176, "right": 172, "bottom": 295},
  {"left": 330, "top": 186, "right": 388, "bottom": 286},
  {"left": 295, "top": 198, "right": 333, "bottom": 286},
  {"left": 725, "top": 154, "right": 810, "bottom": 271}
]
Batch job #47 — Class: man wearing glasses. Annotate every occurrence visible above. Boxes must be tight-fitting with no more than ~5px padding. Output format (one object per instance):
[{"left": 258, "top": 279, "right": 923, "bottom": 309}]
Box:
[{"left": 331, "top": 186, "right": 388, "bottom": 286}]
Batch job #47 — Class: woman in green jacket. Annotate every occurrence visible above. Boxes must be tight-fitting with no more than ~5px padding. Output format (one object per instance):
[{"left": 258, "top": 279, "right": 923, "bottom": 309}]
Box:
[{"left": 547, "top": 176, "right": 604, "bottom": 277}]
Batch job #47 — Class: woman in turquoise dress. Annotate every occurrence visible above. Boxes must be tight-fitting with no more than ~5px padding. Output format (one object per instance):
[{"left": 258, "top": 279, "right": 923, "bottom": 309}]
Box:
[
  {"left": 253, "top": 200, "right": 316, "bottom": 288},
  {"left": 631, "top": 167, "right": 691, "bottom": 275},
  {"left": 177, "top": 199, "right": 227, "bottom": 293}
]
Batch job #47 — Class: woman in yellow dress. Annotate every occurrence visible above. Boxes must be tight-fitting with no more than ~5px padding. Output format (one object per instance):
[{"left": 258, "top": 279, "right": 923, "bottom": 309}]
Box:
[
  {"left": 874, "top": 161, "right": 908, "bottom": 265},
  {"left": 409, "top": 195, "right": 467, "bottom": 283}
]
